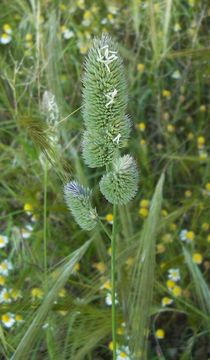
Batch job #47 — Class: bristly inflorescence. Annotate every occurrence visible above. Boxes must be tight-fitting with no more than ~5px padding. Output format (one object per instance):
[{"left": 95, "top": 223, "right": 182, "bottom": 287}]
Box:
[
  {"left": 64, "top": 34, "right": 138, "bottom": 231},
  {"left": 64, "top": 181, "right": 98, "bottom": 231},
  {"left": 99, "top": 155, "right": 139, "bottom": 205},
  {"left": 82, "top": 33, "right": 131, "bottom": 168}
]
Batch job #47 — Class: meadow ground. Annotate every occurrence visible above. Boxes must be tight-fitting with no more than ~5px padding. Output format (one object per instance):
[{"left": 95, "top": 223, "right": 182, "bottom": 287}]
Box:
[{"left": 0, "top": 1, "right": 210, "bottom": 359}]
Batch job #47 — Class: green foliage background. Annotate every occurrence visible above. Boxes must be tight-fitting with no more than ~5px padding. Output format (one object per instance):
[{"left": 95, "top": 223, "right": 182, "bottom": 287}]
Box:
[{"left": 0, "top": 0, "right": 210, "bottom": 359}]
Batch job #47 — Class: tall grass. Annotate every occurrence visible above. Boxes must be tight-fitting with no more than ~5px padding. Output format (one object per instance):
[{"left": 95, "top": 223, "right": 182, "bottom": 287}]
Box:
[{"left": 0, "top": 0, "right": 210, "bottom": 359}]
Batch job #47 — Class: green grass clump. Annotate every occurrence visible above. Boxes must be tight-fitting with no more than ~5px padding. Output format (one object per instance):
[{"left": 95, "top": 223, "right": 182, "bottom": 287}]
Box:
[{"left": 0, "top": 0, "right": 210, "bottom": 359}]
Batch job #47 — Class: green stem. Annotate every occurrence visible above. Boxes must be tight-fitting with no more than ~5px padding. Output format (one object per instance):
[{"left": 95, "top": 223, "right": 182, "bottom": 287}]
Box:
[
  {"left": 43, "top": 161, "right": 48, "bottom": 289},
  {"left": 98, "top": 218, "right": 112, "bottom": 240},
  {"left": 111, "top": 204, "right": 117, "bottom": 360}
]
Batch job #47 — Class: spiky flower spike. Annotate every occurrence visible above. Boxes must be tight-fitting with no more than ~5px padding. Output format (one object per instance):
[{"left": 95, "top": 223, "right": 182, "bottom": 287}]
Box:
[
  {"left": 64, "top": 181, "right": 98, "bottom": 231},
  {"left": 99, "top": 155, "right": 139, "bottom": 205},
  {"left": 82, "top": 33, "right": 130, "bottom": 168}
]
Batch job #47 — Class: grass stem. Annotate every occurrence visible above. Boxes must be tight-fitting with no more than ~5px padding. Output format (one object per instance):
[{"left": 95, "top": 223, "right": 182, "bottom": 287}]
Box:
[
  {"left": 43, "top": 161, "right": 48, "bottom": 289},
  {"left": 111, "top": 204, "right": 117, "bottom": 360}
]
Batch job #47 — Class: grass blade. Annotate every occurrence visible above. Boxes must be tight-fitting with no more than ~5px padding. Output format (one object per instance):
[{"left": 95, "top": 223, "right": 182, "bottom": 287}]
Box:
[
  {"left": 183, "top": 247, "right": 210, "bottom": 316},
  {"left": 128, "top": 172, "right": 165, "bottom": 359},
  {"left": 11, "top": 239, "right": 92, "bottom": 360}
]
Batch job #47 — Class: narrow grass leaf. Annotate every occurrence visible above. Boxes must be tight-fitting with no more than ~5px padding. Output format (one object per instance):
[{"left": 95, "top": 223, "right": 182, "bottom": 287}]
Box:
[
  {"left": 183, "top": 247, "right": 210, "bottom": 316},
  {"left": 12, "top": 240, "right": 92, "bottom": 360},
  {"left": 128, "top": 172, "right": 165, "bottom": 359}
]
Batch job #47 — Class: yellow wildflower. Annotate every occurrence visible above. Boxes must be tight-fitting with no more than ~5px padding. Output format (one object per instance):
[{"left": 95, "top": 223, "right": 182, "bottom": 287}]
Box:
[
  {"left": 205, "top": 183, "right": 210, "bottom": 192},
  {"left": 3, "top": 24, "right": 12, "bottom": 34},
  {"left": 172, "top": 286, "right": 182, "bottom": 297},
  {"left": 58, "top": 288, "right": 67, "bottom": 297},
  {"left": 138, "top": 207, "right": 149, "bottom": 218},
  {"left": 166, "top": 279, "right": 175, "bottom": 290},
  {"left": 73, "top": 262, "right": 80, "bottom": 273},
  {"left": 201, "top": 223, "right": 209, "bottom": 231},
  {"left": 162, "top": 90, "right": 171, "bottom": 98},
  {"left": 167, "top": 124, "right": 175, "bottom": 133},
  {"left": 199, "top": 105, "right": 206, "bottom": 112},
  {"left": 31, "top": 287, "right": 43, "bottom": 300},
  {"left": 161, "top": 297, "right": 173, "bottom": 307},
  {"left": 105, "top": 213, "right": 113, "bottom": 224},
  {"left": 155, "top": 328, "right": 165, "bottom": 339},
  {"left": 24, "top": 203, "right": 33, "bottom": 213},
  {"left": 185, "top": 231, "right": 195, "bottom": 242},
  {"left": 125, "top": 257, "right": 134, "bottom": 267},
  {"left": 197, "top": 136, "right": 205, "bottom": 149},
  {"left": 139, "top": 199, "right": 149, "bottom": 208},
  {"left": 101, "top": 280, "right": 111, "bottom": 291},
  {"left": 137, "top": 122, "right": 145, "bottom": 131},
  {"left": 192, "top": 253, "right": 203, "bottom": 265},
  {"left": 25, "top": 33, "right": 32, "bottom": 41},
  {"left": 184, "top": 190, "right": 192, "bottom": 198},
  {"left": 156, "top": 243, "right": 165, "bottom": 254},
  {"left": 0, "top": 276, "right": 5, "bottom": 286},
  {"left": 137, "top": 63, "right": 145, "bottom": 72},
  {"left": 92, "top": 262, "right": 106, "bottom": 273}
]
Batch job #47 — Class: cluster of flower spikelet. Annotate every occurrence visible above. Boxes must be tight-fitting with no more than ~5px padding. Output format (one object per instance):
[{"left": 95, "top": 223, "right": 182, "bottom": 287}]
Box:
[{"left": 64, "top": 34, "right": 139, "bottom": 230}]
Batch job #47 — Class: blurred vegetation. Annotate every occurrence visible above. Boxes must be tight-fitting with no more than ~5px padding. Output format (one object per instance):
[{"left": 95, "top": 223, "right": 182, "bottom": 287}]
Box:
[{"left": 0, "top": 0, "right": 210, "bottom": 359}]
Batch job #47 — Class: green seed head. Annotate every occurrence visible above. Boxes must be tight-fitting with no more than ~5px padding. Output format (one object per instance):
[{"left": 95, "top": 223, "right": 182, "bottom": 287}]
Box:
[
  {"left": 64, "top": 181, "right": 98, "bottom": 231},
  {"left": 82, "top": 33, "right": 130, "bottom": 168},
  {"left": 99, "top": 155, "right": 139, "bottom": 205}
]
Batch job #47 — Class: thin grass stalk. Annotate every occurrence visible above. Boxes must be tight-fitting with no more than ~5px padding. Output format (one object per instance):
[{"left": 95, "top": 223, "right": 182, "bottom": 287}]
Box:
[
  {"left": 43, "top": 161, "right": 48, "bottom": 289},
  {"left": 111, "top": 204, "right": 117, "bottom": 360},
  {"left": 163, "top": 0, "right": 173, "bottom": 52}
]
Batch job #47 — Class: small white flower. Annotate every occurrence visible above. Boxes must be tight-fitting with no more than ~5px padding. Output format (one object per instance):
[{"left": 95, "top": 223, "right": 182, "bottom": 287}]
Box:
[
  {"left": 0, "top": 260, "right": 13, "bottom": 276},
  {"left": 113, "top": 134, "right": 121, "bottom": 145},
  {"left": 10, "top": 289, "right": 22, "bottom": 301},
  {"left": 172, "top": 70, "right": 181, "bottom": 79},
  {"left": 101, "top": 18, "right": 107, "bottom": 25},
  {"left": 168, "top": 268, "right": 180, "bottom": 282},
  {"left": 0, "top": 288, "right": 12, "bottom": 303},
  {"left": 62, "top": 29, "right": 74, "bottom": 40},
  {"left": 0, "top": 33, "right": 12, "bottom": 45},
  {"left": 82, "top": 19, "right": 91, "bottom": 27},
  {"left": 1, "top": 313, "right": 15, "bottom": 328},
  {"left": 97, "top": 44, "right": 118, "bottom": 72},
  {"left": 179, "top": 229, "right": 187, "bottom": 241},
  {"left": 105, "top": 88, "right": 118, "bottom": 107},
  {"left": 108, "top": 6, "right": 118, "bottom": 14},
  {"left": 116, "top": 346, "right": 131, "bottom": 360},
  {"left": 105, "top": 292, "right": 118, "bottom": 306},
  {"left": 161, "top": 297, "right": 173, "bottom": 307},
  {"left": 42, "top": 322, "right": 49, "bottom": 329},
  {"left": 0, "top": 235, "right": 8, "bottom": 248},
  {"left": 198, "top": 150, "right": 208, "bottom": 159},
  {"left": 21, "top": 224, "right": 33, "bottom": 239}
]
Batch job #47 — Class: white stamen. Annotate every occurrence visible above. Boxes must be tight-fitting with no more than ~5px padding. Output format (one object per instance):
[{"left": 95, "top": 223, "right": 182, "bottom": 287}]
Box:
[
  {"left": 105, "top": 88, "right": 118, "bottom": 107},
  {"left": 96, "top": 45, "right": 118, "bottom": 72},
  {"left": 113, "top": 133, "right": 121, "bottom": 144}
]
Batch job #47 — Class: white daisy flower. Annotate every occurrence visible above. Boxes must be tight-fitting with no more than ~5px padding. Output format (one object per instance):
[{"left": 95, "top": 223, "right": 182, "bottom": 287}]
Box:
[
  {"left": 161, "top": 297, "right": 173, "bottom": 307},
  {"left": 1, "top": 313, "right": 15, "bottom": 328},
  {"left": 21, "top": 224, "right": 33, "bottom": 239},
  {"left": 172, "top": 70, "right": 181, "bottom": 79},
  {"left": 62, "top": 29, "right": 74, "bottom": 40},
  {"left": 168, "top": 268, "right": 180, "bottom": 282},
  {"left": 0, "top": 235, "right": 8, "bottom": 248},
  {"left": 179, "top": 229, "right": 187, "bottom": 241},
  {"left": 0, "top": 288, "right": 12, "bottom": 303},
  {"left": 10, "top": 289, "right": 22, "bottom": 301},
  {"left": 0, "top": 33, "right": 12, "bottom": 45},
  {"left": 105, "top": 292, "right": 118, "bottom": 306},
  {"left": 179, "top": 229, "right": 195, "bottom": 243},
  {"left": 116, "top": 346, "right": 131, "bottom": 360},
  {"left": 0, "top": 260, "right": 13, "bottom": 276}
]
